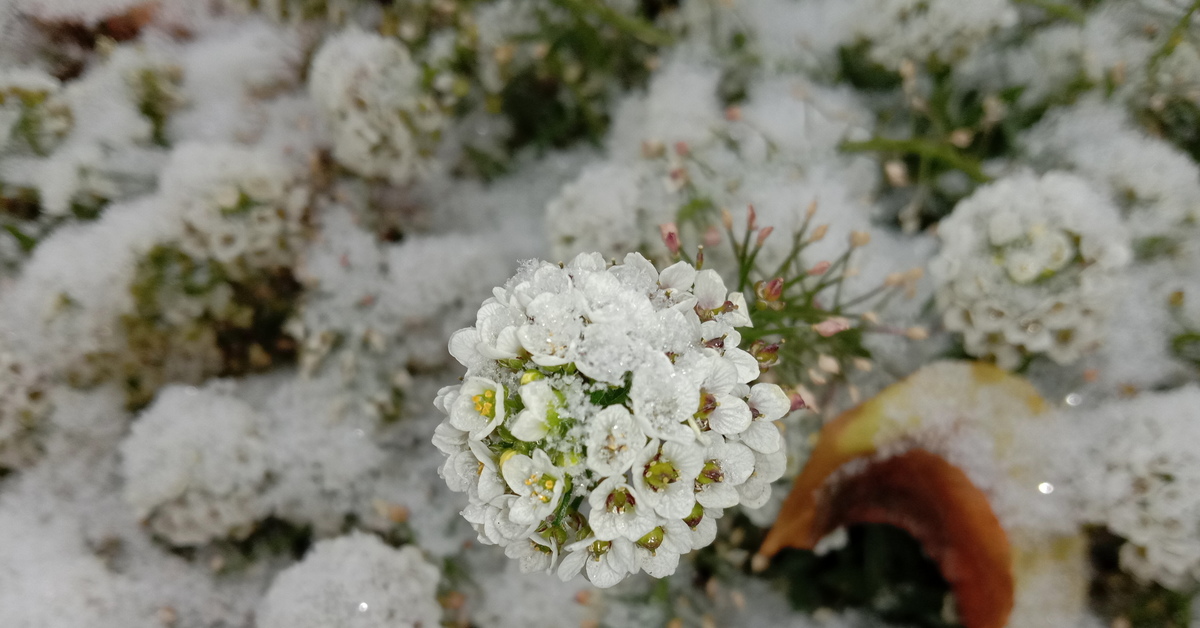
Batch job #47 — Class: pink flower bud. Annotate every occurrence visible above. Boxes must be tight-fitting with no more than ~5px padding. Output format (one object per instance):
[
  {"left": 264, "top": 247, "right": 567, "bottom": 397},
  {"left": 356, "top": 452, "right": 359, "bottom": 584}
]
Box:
[
  {"left": 659, "top": 223, "right": 680, "bottom": 255},
  {"left": 812, "top": 317, "right": 851, "bottom": 337},
  {"left": 704, "top": 225, "right": 722, "bottom": 246},
  {"left": 748, "top": 339, "right": 782, "bottom": 369},
  {"left": 756, "top": 226, "right": 774, "bottom": 247},
  {"left": 755, "top": 277, "right": 784, "bottom": 302},
  {"left": 808, "top": 261, "right": 831, "bottom": 276}
]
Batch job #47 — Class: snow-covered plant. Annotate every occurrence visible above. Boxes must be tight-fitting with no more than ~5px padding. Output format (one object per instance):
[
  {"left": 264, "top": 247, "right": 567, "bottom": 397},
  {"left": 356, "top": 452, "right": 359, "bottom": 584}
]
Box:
[
  {"left": 465, "top": 0, "right": 669, "bottom": 149},
  {"left": 0, "top": 67, "right": 72, "bottom": 156},
  {"left": 548, "top": 61, "right": 876, "bottom": 264},
  {"left": 0, "top": 346, "right": 50, "bottom": 469},
  {"left": 120, "top": 375, "right": 388, "bottom": 546},
  {"left": 850, "top": 0, "right": 1018, "bottom": 70},
  {"left": 1079, "top": 386, "right": 1200, "bottom": 590},
  {"left": 120, "top": 384, "right": 273, "bottom": 545},
  {"left": 434, "top": 252, "right": 789, "bottom": 587},
  {"left": 120, "top": 144, "right": 309, "bottom": 403},
  {"left": 124, "top": 53, "right": 185, "bottom": 147},
  {"left": 256, "top": 532, "right": 441, "bottom": 628},
  {"left": 0, "top": 43, "right": 182, "bottom": 273},
  {"left": 309, "top": 27, "right": 450, "bottom": 185},
  {"left": 290, "top": 207, "right": 522, "bottom": 420},
  {"left": 1025, "top": 101, "right": 1200, "bottom": 249},
  {"left": 931, "top": 171, "right": 1132, "bottom": 369}
]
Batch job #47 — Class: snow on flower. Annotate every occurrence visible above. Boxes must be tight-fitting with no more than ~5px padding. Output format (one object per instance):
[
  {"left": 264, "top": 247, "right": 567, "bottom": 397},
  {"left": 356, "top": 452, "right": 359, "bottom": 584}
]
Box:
[
  {"left": 930, "top": 171, "right": 1131, "bottom": 369},
  {"left": 308, "top": 27, "right": 448, "bottom": 185},
  {"left": 432, "top": 252, "right": 791, "bottom": 587}
]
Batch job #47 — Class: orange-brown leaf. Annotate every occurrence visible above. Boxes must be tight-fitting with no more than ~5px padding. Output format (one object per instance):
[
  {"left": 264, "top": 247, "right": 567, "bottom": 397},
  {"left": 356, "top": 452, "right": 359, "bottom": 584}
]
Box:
[{"left": 810, "top": 449, "right": 1013, "bottom": 628}]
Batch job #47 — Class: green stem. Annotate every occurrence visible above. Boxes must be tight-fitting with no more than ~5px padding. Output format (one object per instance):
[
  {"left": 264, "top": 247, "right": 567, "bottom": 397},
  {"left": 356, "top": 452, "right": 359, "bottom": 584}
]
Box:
[
  {"left": 842, "top": 137, "right": 992, "bottom": 183},
  {"left": 1147, "top": 0, "right": 1200, "bottom": 81}
]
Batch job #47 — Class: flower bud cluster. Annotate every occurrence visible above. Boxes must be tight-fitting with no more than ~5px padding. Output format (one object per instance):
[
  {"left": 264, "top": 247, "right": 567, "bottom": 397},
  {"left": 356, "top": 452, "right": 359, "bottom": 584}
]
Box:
[
  {"left": 434, "top": 252, "right": 789, "bottom": 587},
  {"left": 931, "top": 172, "right": 1131, "bottom": 369}
]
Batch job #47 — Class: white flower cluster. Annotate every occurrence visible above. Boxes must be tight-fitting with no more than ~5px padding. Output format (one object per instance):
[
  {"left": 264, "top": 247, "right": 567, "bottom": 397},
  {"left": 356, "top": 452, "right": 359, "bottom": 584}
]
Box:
[
  {"left": 0, "top": 346, "right": 49, "bottom": 469},
  {"left": 160, "top": 143, "right": 309, "bottom": 276},
  {"left": 0, "top": 67, "right": 72, "bottom": 156},
  {"left": 434, "top": 252, "right": 789, "bottom": 588},
  {"left": 120, "top": 385, "right": 273, "bottom": 545},
  {"left": 256, "top": 532, "right": 441, "bottom": 628},
  {"left": 956, "top": 6, "right": 1155, "bottom": 109},
  {"left": 1078, "top": 386, "right": 1200, "bottom": 590},
  {"left": 931, "top": 172, "right": 1132, "bottom": 369},
  {"left": 1024, "top": 101, "right": 1200, "bottom": 243},
  {"left": 309, "top": 28, "right": 448, "bottom": 186},
  {"left": 852, "top": 0, "right": 1018, "bottom": 69},
  {"left": 120, "top": 375, "right": 387, "bottom": 546}
]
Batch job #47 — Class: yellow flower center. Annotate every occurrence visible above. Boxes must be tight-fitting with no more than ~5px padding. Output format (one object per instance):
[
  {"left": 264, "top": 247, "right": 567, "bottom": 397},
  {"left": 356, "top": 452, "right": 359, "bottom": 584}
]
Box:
[
  {"left": 472, "top": 389, "right": 497, "bottom": 418},
  {"left": 524, "top": 472, "right": 557, "bottom": 503}
]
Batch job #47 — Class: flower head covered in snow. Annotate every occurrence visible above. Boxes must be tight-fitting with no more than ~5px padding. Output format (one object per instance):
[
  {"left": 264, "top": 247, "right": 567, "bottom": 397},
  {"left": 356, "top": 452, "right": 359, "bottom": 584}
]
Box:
[
  {"left": 0, "top": 67, "right": 72, "bottom": 156},
  {"left": 931, "top": 171, "right": 1131, "bottom": 369},
  {"left": 309, "top": 28, "right": 449, "bottom": 186},
  {"left": 433, "top": 252, "right": 790, "bottom": 588}
]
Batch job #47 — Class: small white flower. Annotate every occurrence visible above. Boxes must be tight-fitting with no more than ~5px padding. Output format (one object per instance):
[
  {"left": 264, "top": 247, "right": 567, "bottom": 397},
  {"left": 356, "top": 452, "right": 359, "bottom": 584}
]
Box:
[
  {"left": 988, "top": 211, "right": 1023, "bottom": 246},
  {"left": 737, "top": 447, "right": 787, "bottom": 509},
  {"left": 510, "top": 379, "right": 562, "bottom": 442},
  {"left": 722, "top": 346, "right": 761, "bottom": 384},
  {"left": 463, "top": 496, "right": 536, "bottom": 546},
  {"left": 557, "top": 537, "right": 636, "bottom": 588},
  {"left": 609, "top": 252, "right": 660, "bottom": 294},
  {"left": 588, "top": 476, "right": 658, "bottom": 542},
  {"left": 585, "top": 405, "right": 645, "bottom": 477},
  {"left": 658, "top": 261, "right": 697, "bottom": 294},
  {"left": 631, "top": 354, "right": 699, "bottom": 443},
  {"left": 1004, "top": 250, "right": 1041, "bottom": 284},
  {"left": 505, "top": 534, "right": 559, "bottom": 574},
  {"left": 632, "top": 519, "right": 693, "bottom": 578},
  {"left": 440, "top": 449, "right": 479, "bottom": 493},
  {"left": 695, "top": 438, "right": 756, "bottom": 509},
  {"left": 737, "top": 383, "right": 789, "bottom": 454},
  {"left": 517, "top": 292, "right": 585, "bottom": 366},
  {"left": 449, "top": 377, "right": 506, "bottom": 439},
  {"left": 469, "top": 440, "right": 507, "bottom": 504},
  {"left": 431, "top": 418, "right": 467, "bottom": 455},
  {"left": 748, "top": 383, "right": 790, "bottom": 422},
  {"left": 693, "top": 269, "right": 728, "bottom": 312},
  {"left": 632, "top": 439, "right": 704, "bottom": 519},
  {"left": 502, "top": 450, "right": 567, "bottom": 525},
  {"left": 684, "top": 504, "right": 720, "bottom": 548},
  {"left": 718, "top": 291, "right": 753, "bottom": 328},
  {"left": 687, "top": 354, "right": 752, "bottom": 435}
]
